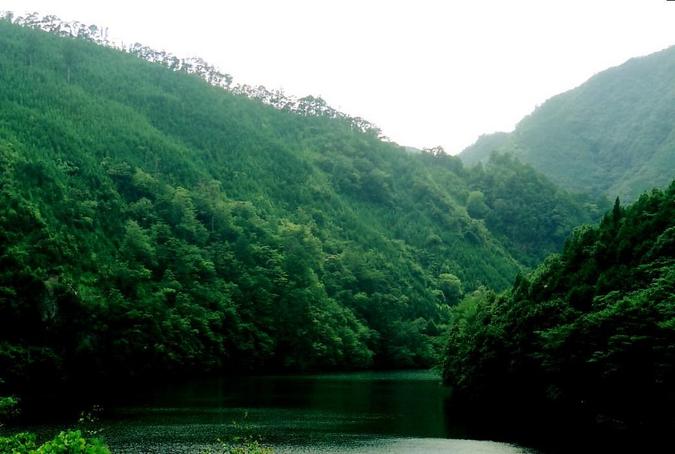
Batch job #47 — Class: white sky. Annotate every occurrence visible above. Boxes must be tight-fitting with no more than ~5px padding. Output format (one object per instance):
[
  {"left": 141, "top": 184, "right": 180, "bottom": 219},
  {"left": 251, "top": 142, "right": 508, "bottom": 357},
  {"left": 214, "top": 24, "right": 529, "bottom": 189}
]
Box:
[{"left": 3, "top": 0, "right": 675, "bottom": 153}]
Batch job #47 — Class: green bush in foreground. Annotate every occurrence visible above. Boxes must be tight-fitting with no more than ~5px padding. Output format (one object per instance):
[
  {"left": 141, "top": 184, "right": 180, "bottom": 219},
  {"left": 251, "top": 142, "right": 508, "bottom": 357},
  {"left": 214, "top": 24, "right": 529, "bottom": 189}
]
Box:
[{"left": 0, "top": 430, "right": 110, "bottom": 454}]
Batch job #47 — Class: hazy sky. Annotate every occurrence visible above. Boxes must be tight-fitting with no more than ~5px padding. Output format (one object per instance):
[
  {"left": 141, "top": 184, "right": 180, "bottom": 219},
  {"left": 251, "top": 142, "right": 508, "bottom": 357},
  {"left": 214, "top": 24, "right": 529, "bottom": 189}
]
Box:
[{"left": 4, "top": 0, "right": 675, "bottom": 153}]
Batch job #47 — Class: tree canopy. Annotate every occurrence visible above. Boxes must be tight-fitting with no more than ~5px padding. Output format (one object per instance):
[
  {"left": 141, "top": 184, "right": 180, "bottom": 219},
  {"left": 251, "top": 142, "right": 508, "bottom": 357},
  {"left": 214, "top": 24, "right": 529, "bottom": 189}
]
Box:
[
  {"left": 0, "top": 17, "right": 602, "bottom": 397},
  {"left": 443, "top": 182, "right": 675, "bottom": 442}
]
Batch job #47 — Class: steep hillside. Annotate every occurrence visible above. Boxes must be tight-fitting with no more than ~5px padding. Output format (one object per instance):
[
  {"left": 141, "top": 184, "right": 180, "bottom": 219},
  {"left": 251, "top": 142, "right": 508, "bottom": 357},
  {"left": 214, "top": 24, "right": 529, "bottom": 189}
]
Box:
[
  {"left": 444, "top": 182, "right": 675, "bottom": 443},
  {"left": 0, "top": 18, "right": 599, "bottom": 391},
  {"left": 461, "top": 45, "right": 675, "bottom": 200}
]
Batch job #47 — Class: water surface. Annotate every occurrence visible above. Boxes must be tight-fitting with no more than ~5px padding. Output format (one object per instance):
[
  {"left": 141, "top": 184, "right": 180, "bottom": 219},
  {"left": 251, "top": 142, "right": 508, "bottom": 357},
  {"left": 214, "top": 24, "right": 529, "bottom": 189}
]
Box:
[{"left": 53, "top": 371, "right": 535, "bottom": 453}]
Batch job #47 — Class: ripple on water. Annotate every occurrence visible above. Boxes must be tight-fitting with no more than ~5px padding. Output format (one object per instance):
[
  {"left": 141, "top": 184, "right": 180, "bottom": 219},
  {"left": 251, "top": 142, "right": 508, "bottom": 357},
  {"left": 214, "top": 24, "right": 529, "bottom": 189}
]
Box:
[{"left": 111, "top": 436, "right": 533, "bottom": 454}]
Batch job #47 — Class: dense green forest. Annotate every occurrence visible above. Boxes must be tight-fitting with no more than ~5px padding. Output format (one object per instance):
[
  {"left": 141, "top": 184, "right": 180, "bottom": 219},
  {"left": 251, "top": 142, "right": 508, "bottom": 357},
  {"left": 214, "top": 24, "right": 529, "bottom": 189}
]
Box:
[
  {"left": 443, "top": 183, "right": 675, "bottom": 441},
  {"left": 0, "top": 17, "right": 605, "bottom": 398},
  {"left": 460, "top": 45, "right": 675, "bottom": 200}
]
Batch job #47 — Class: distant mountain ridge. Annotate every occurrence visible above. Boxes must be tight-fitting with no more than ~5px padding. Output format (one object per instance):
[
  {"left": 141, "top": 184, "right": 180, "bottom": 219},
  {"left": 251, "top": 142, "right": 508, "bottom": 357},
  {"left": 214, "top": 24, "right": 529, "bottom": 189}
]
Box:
[{"left": 460, "top": 45, "right": 675, "bottom": 200}]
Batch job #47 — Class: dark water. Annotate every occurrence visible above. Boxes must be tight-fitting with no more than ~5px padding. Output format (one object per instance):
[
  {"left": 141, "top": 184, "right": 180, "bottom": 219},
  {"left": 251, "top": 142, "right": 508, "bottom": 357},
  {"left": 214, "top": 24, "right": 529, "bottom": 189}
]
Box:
[{"left": 25, "top": 370, "right": 535, "bottom": 453}]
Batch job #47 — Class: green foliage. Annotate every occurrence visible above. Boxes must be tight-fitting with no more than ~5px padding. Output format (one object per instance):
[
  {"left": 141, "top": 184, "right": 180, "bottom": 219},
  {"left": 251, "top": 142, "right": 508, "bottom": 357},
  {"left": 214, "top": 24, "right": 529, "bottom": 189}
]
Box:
[
  {"left": 466, "top": 154, "right": 609, "bottom": 266},
  {"left": 0, "top": 430, "right": 110, "bottom": 454},
  {"left": 465, "top": 191, "right": 489, "bottom": 219},
  {"left": 0, "top": 432, "right": 35, "bottom": 453},
  {"left": 0, "top": 397, "right": 18, "bottom": 415},
  {"left": 461, "top": 47, "right": 675, "bottom": 200},
  {"left": 437, "top": 273, "right": 463, "bottom": 305},
  {"left": 0, "top": 395, "right": 19, "bottom": 426},
  {"left": 0, "top": 19, "right": 600, "bottom": 391},
  {"left": 443, "top": 182, "right": 675, "bottom": 432}
]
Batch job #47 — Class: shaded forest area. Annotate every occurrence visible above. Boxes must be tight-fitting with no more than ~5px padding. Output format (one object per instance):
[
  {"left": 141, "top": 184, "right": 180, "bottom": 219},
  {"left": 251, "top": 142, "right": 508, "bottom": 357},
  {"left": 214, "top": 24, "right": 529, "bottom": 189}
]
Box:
[{"left": 444, "top": 184, "right": 675, "bottom": 448}]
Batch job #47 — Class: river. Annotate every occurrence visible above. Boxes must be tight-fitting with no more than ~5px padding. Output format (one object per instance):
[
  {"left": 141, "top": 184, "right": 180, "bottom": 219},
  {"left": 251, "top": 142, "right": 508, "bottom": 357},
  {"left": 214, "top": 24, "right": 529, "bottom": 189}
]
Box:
[
  {"left": 11, "top": 370, "right": 536, "bottom": 453},
  {"left": 73, "top": 370, "right": 533, "bottom": 453}
]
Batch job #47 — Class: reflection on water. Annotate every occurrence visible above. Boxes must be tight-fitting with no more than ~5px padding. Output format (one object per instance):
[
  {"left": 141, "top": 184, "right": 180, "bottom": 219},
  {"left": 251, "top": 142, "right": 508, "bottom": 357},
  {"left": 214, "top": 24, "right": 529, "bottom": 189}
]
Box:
[{"left": 35, "top": 371, "right": 535, "bottom": 453}]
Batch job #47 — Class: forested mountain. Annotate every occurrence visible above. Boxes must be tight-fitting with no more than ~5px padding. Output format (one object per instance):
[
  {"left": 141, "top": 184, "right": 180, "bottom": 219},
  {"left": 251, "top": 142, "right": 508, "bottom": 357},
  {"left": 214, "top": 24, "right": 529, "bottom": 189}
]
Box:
[
  {"left": 0, "top": 18, "right": 600, "bottom": 393},
  {"left": 444, "top": 182, "right": 675, "bottom": 443},
  {"left": 461, "top": 45, "right": 675, "bottom": 200}
]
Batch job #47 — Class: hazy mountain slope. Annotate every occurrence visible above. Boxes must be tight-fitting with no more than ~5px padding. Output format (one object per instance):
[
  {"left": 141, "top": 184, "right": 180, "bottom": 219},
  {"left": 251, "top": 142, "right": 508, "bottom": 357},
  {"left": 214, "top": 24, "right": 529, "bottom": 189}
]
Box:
[
  {"left": 0, "top": 20, "right": 599, "bottom": 390},
  {"left": 457, "top": 132, "right": 509, "bottom": 167},
  {"left": 461, "top": 45, "right": 675, "bottom": 200}
]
